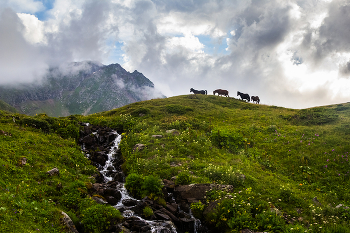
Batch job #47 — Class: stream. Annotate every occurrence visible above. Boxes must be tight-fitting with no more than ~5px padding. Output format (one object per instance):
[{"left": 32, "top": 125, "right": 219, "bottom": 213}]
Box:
[{"left": 80, "top": 124, "right": 202, "bottom": 233}]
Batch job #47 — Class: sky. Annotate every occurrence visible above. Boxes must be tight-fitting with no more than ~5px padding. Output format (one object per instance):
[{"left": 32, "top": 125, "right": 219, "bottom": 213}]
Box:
[{"left": 1, "top": 0, "right": 350, "bottom": 109}]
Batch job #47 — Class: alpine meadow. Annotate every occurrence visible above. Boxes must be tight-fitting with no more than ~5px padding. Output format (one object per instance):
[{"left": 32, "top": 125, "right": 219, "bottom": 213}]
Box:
[{"left": 1, "top": 94, "right": 350, "bottom": 232}]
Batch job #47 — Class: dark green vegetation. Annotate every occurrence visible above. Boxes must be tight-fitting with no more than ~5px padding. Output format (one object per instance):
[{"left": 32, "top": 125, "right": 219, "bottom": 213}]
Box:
[
  {"left": 0, "top": 111, "right": 122, "bottom": 232},
  {"left": 2, "top": 94, "right": 350, "bottom": 232}
]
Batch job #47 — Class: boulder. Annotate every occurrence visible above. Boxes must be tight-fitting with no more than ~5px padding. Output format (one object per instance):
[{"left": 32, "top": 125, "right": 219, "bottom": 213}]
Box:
[
  {"left": 174, "top": 184, "right": 234, "bottom": 204},
  {"left": 122, "top": 199, "right": 138, "bottom": 207},
  {"left": 133, "top": 144, "right": 146, "bottom": 151},
  {"left": 47, "top": 167, "right": 59, "bottom": 176},
  {"left": 166, "top": 129, "right": 180, "bottom": 135},
  {"left": 61, "top": 211, "right": 79, "bottom": 233}
]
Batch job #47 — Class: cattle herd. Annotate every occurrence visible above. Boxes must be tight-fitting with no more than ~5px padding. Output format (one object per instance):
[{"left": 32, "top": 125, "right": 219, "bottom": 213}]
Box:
[{"left": 190, "top": 88, "right": 260, "bottom": 104}]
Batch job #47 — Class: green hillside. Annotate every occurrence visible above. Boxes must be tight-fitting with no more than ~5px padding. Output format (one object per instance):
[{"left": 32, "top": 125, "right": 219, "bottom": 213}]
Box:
[
  {"left": 1, "top": 94, "right": 350, "bottom": 232},
  {"left": 0, "top": 100, "right": 18, "bottom": 113}
]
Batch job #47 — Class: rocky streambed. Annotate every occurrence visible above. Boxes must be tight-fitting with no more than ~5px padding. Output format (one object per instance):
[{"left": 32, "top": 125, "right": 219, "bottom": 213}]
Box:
[{"left": 78, "top": 123, "right": 232, "bottom": 233}]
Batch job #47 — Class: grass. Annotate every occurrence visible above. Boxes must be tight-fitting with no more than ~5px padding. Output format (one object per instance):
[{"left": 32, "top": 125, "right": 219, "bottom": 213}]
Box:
[
  {"left": 2, "top": 94, "right": 350, "bottom": 232},
  {"left": 0, "top": 111, "right": 122, "bottom": 232},
  {"left": 93, "top": 95, "right": 350, "bottom": 232}
]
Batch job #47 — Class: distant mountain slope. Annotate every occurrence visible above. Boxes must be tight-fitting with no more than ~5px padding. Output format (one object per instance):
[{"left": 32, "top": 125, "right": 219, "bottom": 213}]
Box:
[
  {"left": 0, "top": 61, "right": 165, "bottom": 116},
  {"left": 0, "top": 100, "right": 18, "bottom": 113}
]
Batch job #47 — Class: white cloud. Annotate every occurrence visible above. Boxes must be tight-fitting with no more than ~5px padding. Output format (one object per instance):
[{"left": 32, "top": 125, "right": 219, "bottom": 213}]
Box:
[
  {"left": 17, "top": 13, "right": 44, "bottom": 44},
  {"left": 0, "top": 0, "right": 45, "bottom": 14}
]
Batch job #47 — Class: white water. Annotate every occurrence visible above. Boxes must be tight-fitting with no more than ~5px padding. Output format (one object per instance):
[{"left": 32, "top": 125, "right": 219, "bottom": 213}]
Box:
[
  {"left": 100, "top": 132, "right": 121, "bottom": 182},
  {"left": 99, "top": 131, "right": 178, "bottom": 233}
]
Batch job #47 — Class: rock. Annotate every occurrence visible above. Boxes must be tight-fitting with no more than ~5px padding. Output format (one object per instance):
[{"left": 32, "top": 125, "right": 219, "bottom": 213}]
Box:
[
  {"left": 92, "top": 196, "right": 108, "bottom": 204},
  {"left": 166, "top": 203, "right": 178, "bottom": 215},
  {"left": 61, "top": 211, "right": 79, "bottom": 233},
  {"left": 105, "top": 196, "right": 119, "bottom": 205},
  {"left": 133, "top": 144, "right": 146, "bottom": 151},
  {"left": 166, "top": 129, "right": 180, "bottom": 135},
  {"left": 113, "top": 172, "right": 125, "bottom": 182},
  {"left": 152, "top": 135, "right": 163, "bottom": 138},
  {"left": 20, "top": 157, "right": 27, "bottom": 166},
  {"left": 177, "top": 218, "right": 196, "bottom": 233},
  {"left": 103, "top": 188, "right": 122, "bottom": 202},
  {"left": 174, "top": 184, "right": 233, "bottom": 204},
  {"left": 336, "top": 204, "right": 349, "bottom": 209},
  {"left": 47, "top": 167, "right": 59, "bottom": 176},
  {"left": 122, "top": 199, "right": 138, "bottom": 206},
  {"left": 154, "top": 211, "right": 171, "bottom": 220},
  {"left": 163, "top": 179, "right": 175, "bottom": 190},
  {"left": 158, "top": 208, "right": 179, "bottom": 223}
]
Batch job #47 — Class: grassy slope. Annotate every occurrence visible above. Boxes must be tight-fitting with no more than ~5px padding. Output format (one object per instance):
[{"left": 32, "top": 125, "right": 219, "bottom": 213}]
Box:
[
  {"left": 0, "top": 100, "right": 18, "bottom": 113},
  {"left": 86, "top": 94, "right": 350, "bottom": 232},
  {"left": 0, "top": 111, "right": 122, "bottom": 233},
  {"left": 1, "top": 94, "right": 350, "bottom": 232}
]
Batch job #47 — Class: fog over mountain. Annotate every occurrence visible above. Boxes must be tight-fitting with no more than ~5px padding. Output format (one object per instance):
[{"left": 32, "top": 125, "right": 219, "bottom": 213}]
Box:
[
  {"left": 0, "top": 61, "right": 164, "bottom": 117},
  {"left": 1, "top": 0, "right": 350, "bottom": 109}
]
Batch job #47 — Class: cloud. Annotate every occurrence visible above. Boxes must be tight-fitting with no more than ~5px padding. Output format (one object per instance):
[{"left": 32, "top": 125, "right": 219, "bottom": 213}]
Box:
[
  {"left": 0, "top": 8, "right": 48, "bottom": 85},
  {"left": 2, "top": 0, "right": 350, "bottom": 109},
  {"left": 0, "top": 0, "right": 45, "bottom": 14}
]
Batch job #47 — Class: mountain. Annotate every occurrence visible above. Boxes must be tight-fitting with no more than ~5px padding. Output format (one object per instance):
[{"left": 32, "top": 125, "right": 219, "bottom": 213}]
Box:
[
  {"left": 0, "top": 99, "right": 18, "bottom": 113},
  {"left": 0, "top": 61, "right": 165, "bottom": 117}
]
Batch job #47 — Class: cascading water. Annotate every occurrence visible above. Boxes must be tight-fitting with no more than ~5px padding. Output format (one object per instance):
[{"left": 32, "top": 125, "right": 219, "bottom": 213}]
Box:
[
  {"left": 81, "top": 126, "right": 179, "bottom": 233},
  {"left": 79, "top": 124, "right": 206, "bottom": 233}
]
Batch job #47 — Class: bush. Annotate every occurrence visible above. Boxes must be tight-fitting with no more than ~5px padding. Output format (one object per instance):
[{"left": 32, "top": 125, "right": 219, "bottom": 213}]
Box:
[
  {"left": 175, "top": 172, "right": 191, "bottom": 185},
  {"left": 190, "top": 201, "right": 205, "bottom": 219},
  {"left": 142, "top": 175, "right": 163, "bottom": 197},
  {"left": 80, "top": 204, "right": 123, "bottom": 233},
  {"left": 20, "top": 117, "right": 51, "bottom": 133},
  {"left": 143, "top": 206, "right": 153, "bottom": 218},
  {"left": 210, "top": 128, "right": 244, "bottom": 152},
  {"left": 125, "top": 173, "right": 143, "bottom": 198},
  {"left": 255, "top": 212, "right": 286, "bottom": 232},
  {"left": 61, "top": 181, "right": 87, "bottom": 208}
]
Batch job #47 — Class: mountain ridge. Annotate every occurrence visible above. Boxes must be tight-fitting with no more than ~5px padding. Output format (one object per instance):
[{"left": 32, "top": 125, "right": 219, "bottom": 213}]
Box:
[{"left": 0, "top": 61, "right": 164, "bottom": 117}]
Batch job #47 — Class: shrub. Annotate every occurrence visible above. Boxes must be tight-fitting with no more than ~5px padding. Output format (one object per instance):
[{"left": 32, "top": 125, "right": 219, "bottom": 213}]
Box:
[
  {"left": 125, "top": 173, "right": 143, "bottom": 198},
  {"left": 255, "top": 212, "right": 286, "bottom": 232},
  {"left": 210, "top": 128, "right": 244, "bottom": 152},
  {"left": 80, "top": 204, "right": 123, "bottom": 233},
  {"left": 175, "top": 172, "right": 191, "bottom": 185},
  {"left": 60, "top": 181, "right": 87, "bottom": 208},
  {"left": 142, "top": 175, "right": 163, "bottom": 197},
  {"left": 143, "top": 206, "right": 153, "bottom": 218},
  {"left": 190, "top": 201, "right": 205, "bottom": 219},
  {"left": 20, "top": 117, "right": 51, "bottom": 133}
]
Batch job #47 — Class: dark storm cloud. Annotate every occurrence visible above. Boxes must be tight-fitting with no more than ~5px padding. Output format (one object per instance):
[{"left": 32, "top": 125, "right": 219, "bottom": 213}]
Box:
[{"left": 301, "top": 0, "right": 350, "bottom": 64}]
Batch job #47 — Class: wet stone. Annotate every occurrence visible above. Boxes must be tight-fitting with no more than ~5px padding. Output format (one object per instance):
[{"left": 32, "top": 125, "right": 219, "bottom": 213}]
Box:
[{"left": 122, "top": 199, "right": 138, "bottom": 206}]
